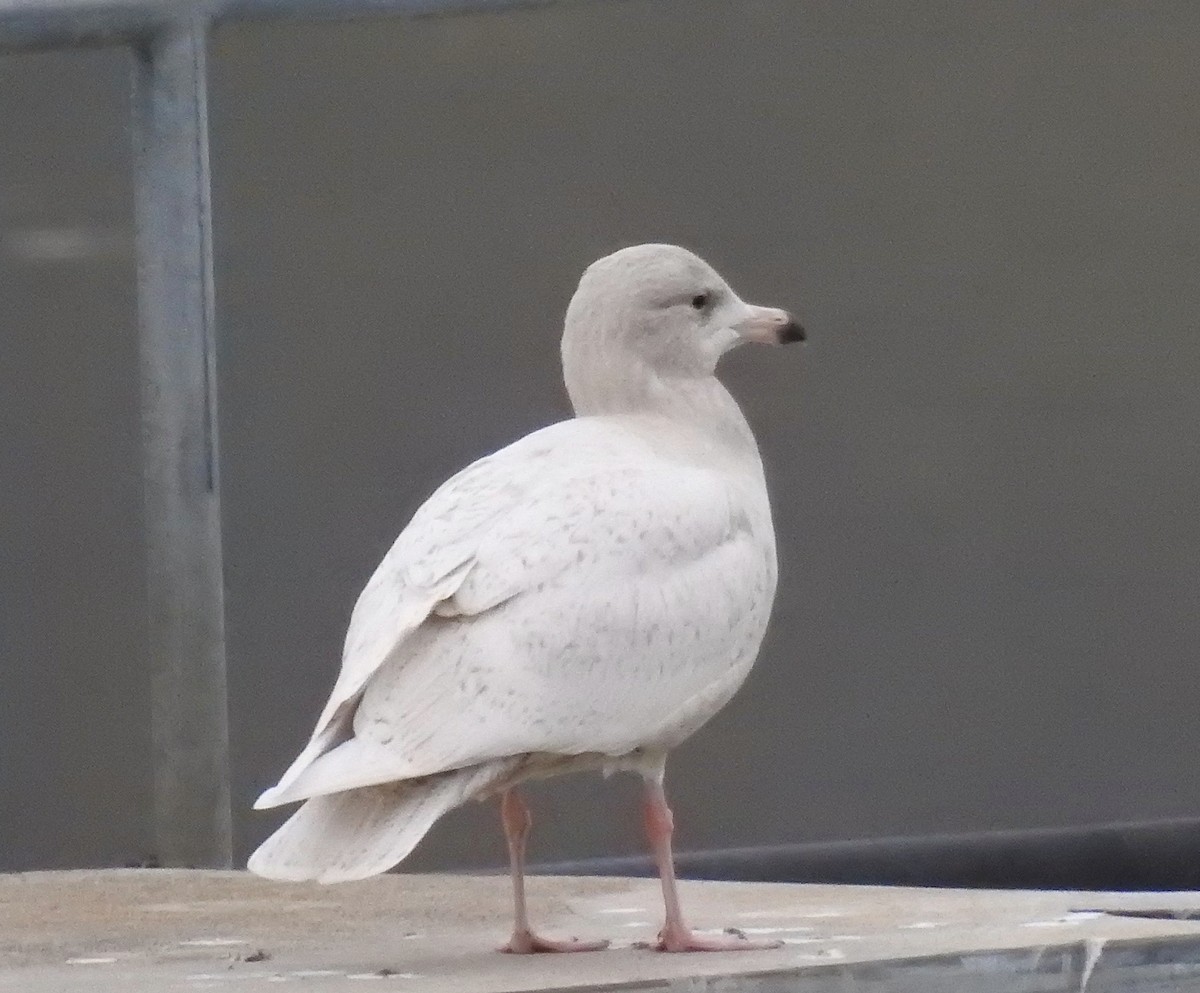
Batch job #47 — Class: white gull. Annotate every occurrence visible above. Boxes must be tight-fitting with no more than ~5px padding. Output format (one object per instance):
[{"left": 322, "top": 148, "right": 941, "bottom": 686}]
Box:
[{"left": 248, "top": 243, "right": 804, "bottom": 953}]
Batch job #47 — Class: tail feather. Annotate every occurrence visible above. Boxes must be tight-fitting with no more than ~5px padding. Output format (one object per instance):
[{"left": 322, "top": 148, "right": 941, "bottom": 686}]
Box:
[{"left": 247, "top": 758, "right": 518, "bottom": 884}]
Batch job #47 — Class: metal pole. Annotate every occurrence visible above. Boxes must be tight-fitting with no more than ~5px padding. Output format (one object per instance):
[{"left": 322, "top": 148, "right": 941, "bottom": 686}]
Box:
[
  {"left": 130, "top": 18, "right": 233, "bottom": 868},
  {"left": 0, "top": 0, "right": 601, "bottom": 54}
]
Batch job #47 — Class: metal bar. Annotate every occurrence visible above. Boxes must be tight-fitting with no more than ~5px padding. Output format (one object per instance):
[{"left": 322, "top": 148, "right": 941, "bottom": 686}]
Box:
[
  {"left": 0, "top": 0, "right": 598, "bottom": 53},
  {"left": 130, "top": 18, "right": 233, "bottom": 869},
  {"left": 0, "top": 0, "right": 180, "bottom": 53},
  {"left": 211, "top": 0, "right": 578, "bottom": 28},
  {"left": 530, "top": 817, "right": 1200, "bottom": 892}
]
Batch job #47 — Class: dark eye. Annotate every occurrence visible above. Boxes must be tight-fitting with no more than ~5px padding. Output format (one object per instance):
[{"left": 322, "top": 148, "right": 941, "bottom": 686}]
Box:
[{"left": 691, "top": 293, "right": 710, "bottom": 310}]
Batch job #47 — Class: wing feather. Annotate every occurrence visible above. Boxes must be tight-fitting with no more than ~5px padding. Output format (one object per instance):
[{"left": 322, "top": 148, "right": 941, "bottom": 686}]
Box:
[
  {"left": 258, "top": 420, "right": 771, "bottom": 808},
  {"left": 256, "top": 419, "right": 673, "bottom": 808}
]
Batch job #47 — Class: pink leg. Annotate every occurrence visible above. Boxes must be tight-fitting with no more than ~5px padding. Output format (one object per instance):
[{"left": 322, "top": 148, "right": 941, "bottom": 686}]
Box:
[
  {"left": 642, "top": 777, "right": 782, "bottom": 952},
  {"left": 498, "top": 789, "right": 610, "bottom": 954}
]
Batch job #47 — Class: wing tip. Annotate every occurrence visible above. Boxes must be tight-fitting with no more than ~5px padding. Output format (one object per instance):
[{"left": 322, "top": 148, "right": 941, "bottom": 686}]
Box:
[{"left": 253, "top": 785, "right": 288, "bottom": 810}]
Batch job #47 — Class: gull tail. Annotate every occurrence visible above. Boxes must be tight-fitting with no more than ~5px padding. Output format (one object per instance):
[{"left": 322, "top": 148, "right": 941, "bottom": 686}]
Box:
[{"left": 247, "top": 758, "right": 520, "bottom": 884}]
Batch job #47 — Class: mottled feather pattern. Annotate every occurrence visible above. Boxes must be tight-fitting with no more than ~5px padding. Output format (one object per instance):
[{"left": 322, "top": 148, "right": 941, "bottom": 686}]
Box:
[{"left": 259, "top": 418, "right": 774, "bottom": 805}]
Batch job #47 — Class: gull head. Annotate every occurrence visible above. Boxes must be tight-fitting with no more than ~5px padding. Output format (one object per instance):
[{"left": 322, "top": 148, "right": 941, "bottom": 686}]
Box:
[{"left": 561, "top": 243, "right": 803, "bottom": 415}]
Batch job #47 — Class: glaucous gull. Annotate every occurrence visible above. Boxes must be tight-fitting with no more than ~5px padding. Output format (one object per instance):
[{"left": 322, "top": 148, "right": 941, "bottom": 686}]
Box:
[{"left": 249, "top": 243, "right": 804, "bottom": 953}]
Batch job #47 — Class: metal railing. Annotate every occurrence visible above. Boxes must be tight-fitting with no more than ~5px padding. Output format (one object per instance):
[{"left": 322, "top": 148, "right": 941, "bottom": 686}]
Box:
[{"left": 1, "top": 0, "right": 600, "bottom": 869}]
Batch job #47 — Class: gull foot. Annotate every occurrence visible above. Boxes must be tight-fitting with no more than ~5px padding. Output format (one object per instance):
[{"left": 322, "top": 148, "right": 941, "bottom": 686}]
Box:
[
  {"left": 655, "top": 925, "right": 783, "bottom": 953},
  {"left": 501, "top": 929, "right": 611, "bottom": 954}
]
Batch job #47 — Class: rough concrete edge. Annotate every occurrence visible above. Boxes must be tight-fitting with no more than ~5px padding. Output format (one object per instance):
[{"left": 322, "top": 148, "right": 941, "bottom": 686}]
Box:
[{"left": 526, "top": 931, "right": 1200, "bottom": 993}]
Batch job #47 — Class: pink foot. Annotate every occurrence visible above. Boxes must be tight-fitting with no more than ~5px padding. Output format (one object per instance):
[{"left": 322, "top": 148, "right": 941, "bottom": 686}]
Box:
[
  {"left": 501, "top": 929, "right": 611, "bottom": 954},
  {"left": 656, "top": 924, "right": 783, "bottom": 953}
]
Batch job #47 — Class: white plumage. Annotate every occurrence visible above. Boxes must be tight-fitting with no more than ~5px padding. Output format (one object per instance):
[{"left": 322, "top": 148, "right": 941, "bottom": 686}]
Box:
[{"left": 250, "top": 244, "right": 803, "bottom": 953}]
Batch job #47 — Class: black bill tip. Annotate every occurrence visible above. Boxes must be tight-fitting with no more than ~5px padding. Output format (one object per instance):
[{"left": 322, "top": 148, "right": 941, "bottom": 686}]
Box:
[{"left": 780, "top": 320, "right": 806, "bottom": 344}]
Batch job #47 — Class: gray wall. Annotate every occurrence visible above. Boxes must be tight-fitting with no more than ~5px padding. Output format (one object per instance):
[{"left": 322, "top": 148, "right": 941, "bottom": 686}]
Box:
[{"left": 2, "top": 0, "right": 1198, "bottom": 872}]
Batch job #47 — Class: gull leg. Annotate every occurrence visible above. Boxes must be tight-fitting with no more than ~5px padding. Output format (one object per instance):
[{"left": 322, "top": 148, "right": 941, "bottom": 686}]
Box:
[
  {"left": 642, "top": 774, "right": 782, "bottom": 952},
  {"left": 498, "top": 788, "right": 610, "bottom": 954}
]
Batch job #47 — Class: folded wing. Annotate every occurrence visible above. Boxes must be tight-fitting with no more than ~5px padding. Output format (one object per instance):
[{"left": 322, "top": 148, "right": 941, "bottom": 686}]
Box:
[{"left": 256, "top": 419, "right": 764, "bottom": 809}]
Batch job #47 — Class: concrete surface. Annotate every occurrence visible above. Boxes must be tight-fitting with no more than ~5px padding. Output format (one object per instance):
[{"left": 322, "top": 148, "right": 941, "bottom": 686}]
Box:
[{"left": 4, "top": 871, "right": 1200, "bottom": 991}]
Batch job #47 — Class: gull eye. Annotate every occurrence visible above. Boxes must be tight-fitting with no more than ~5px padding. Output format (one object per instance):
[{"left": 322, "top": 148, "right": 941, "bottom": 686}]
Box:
[{"left": 691, "top": 293, "right": 710, "bottom": 310}]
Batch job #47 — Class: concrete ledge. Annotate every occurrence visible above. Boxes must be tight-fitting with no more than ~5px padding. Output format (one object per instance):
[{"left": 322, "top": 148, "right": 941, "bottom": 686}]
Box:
[{"left": 4, "top": 870, "right": 1200, "bottom": 991}]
